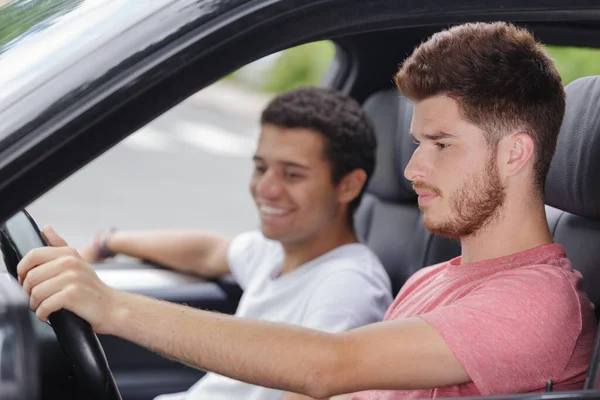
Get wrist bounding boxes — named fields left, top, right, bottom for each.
left=103, top=289, right=134, bottom=336
left=98, top=227, right=117, bottom=259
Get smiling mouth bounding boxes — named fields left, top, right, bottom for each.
left=259, top=205, right=292, bottom=216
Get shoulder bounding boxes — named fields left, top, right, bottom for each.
left=227, top=231, right=283, bottom=287
left=398, top=261, right=449, bottom=293
left=486, top=262, right=581, bottom=299
left=315, top=243, right=391, bottom=285
left=228, top=230, right=281, bottom=260
left=466, top=263, right=586, bottom=325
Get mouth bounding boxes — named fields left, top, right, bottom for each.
left=258, top=204, right=293, bottom=218
left=413, top=185, right=442, bottom=208
left=417, top=194, right=438, bottom=207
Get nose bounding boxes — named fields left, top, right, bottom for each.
left=404, top=145, right=431, bottom=182
left=254, top=169, right=283, bottom=199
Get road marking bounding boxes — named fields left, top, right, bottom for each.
left=122, top=120, right=258, bottom=157
left=173, top=120, right=257, bottom=157
left=122, top=125, right=174, bottom=152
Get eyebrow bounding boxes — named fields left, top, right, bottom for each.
left=410, top=131, right=457, bottom=141
left=252, top=156, right=310, bottom=170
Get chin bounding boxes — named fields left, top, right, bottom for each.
left=259, top=225, right=288, bottom=241
left=260, top=227, right=278, bottom=239
left=423, top=216, right=461, bottom=240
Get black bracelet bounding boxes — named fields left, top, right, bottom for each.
left=98, top=227, right=117, bottom=259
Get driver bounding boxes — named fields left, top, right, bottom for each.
left=17, top=21, right=597, bottom=399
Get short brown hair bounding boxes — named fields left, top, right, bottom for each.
left=395, top=22, right=565, bottom=190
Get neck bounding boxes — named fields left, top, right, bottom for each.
left=459, top=195, right=553, bottom=265
left=279, top=222, right=358, bottom=276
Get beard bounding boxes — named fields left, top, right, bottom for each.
left=420, top=156, right=506, bottom=240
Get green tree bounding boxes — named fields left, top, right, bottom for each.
left=229, top=41, right=336, bottom=93
left=231, top=42, right=600, bottom=94
left=545, top=45, right=600, bottom=85
left=262, top=41, right=335, bottom=93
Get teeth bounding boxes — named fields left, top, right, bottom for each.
left=260, top=205, right=288, bottom=215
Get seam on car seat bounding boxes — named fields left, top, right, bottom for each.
left=551, top=209, right=567, bottom=237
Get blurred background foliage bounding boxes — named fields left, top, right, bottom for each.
left=0, top=0, right=83, bottom=53
left=230, top=41, right=600, bottom=93
left=545, top=45, right=600, bottom=86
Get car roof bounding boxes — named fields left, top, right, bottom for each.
left=0, top=0, right=599, bottom=221
left=1, top=0, right=600, bottom=142
left=0, top=0, right=252, bottom=144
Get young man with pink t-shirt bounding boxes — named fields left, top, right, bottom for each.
left=17, top=22, right=597, bottom=399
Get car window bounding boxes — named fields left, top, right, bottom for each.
left=545, top=45, right=600, bottom=85
left=24, top=41, right=336, bottom=251
left=0, top=0, right=171, bottom=106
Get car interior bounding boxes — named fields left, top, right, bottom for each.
left=1, top=3, right=600, bottom=399
left=98, top=66, right=600, bottom=400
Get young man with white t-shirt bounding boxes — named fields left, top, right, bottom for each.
left=76, top=87, right=393, bottom=400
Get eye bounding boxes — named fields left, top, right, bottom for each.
left=412, top=139, right=420, bottom=146
left=254, top=165, right=267, bottom=174
left=435, top=142, right=449, bottom=150
left=285, top=171, right=301, bottom=179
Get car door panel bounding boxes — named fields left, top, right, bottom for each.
left=94, top=261, right=242, bottom=400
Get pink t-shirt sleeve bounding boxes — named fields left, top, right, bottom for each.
left=420, top=266, right=583, bottom=395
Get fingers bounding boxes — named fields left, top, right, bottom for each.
left=25, top=257, right=94, bottom=322
left=42, top=225, right=69, bottom=247
left=29, top=271, right=77, bottom=314
left=22, top=256, right=75, bottom=295
left=17, top=246, right=80, bottom=283
left=78, top=231, right=104, bottom=263
left=34, top=285, right=79, bottom=322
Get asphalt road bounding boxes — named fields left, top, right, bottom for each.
left=26, top=89, right=265, bottom=250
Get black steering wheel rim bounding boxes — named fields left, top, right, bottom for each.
left=0, top=211, right=122, bottom=400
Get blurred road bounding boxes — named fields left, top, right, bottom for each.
left=27, top=83, right=271, bottom=250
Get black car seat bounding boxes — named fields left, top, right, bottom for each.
left=545, top=76, right=600, bottom=319
left=356, top=76, right=600, bottom=308
left=355, top=90, right=460, bottom=296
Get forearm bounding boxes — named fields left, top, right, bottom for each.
left=109, top=291, right=346, bottom=398
left=107, top=230, right=229, bottom=276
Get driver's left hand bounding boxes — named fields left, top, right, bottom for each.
left=17, top=226, right=122, bottom=335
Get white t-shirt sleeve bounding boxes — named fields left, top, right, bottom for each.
left=301, top=268, right=392, bottom=333
left=226, top=231, right=273, bottom=290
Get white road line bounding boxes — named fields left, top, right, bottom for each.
left=173, top=120, right=258, bottom=157
left=122, top=125, right=174, bottom=152
left=121, top=120, right=258, bottom=157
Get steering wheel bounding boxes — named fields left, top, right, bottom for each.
left=0, top=209, right=122, bottom=400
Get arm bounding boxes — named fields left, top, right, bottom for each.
left=83, top=230, right=231, bottom=278
left=105, top=294, right=468, bottom=398
left=280, top=391, right=352, bottom=400
left=282, top=393, right=326, bottom=400
left=18, top=229, right=469, bottom=398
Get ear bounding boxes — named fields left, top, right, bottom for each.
left=337, top=169, right=368, bottom=204
left=497, top=132, right=535, bottom=179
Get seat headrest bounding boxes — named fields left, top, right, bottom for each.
left=364, top=76, right=600, bottom=217
left=545, top=76, right=600, bottom=220
left=363, top=90, right=417, bottom=203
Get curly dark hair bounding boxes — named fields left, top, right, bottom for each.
left=260, top=86, right=377, bottom=231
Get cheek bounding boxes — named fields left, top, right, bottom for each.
left=295, top=182, right=335, bottom=212
left=249, top=175, right=260, bottom=198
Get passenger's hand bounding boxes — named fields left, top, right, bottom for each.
left=78, top=230, right=106, bottom=263
left=17, top=226, right=123, bottom=334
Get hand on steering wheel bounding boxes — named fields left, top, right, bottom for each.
left=0, top=211, right=122, bottom=400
